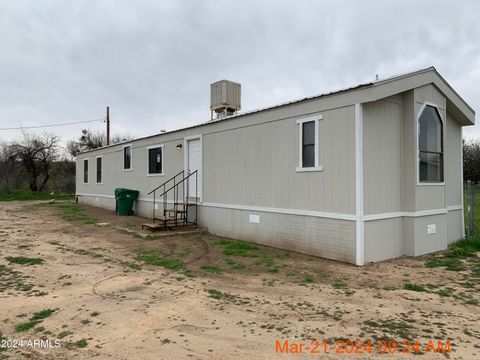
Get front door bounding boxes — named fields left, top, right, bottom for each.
left=186, top=138, right=201, bottom=199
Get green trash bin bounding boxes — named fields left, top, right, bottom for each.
left=114, top=188, right=139, bottom=216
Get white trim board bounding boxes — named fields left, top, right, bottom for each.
left=76, top=193, right=464, bottom=223
left=77, top=193, right=114, bottom=199
left=201, top=202, right=357, bottom=221
left=447, top=205, right=463, bottom=211
left=363, top=206, right=463, bottom=221
left=461, top=127, right=465, bottom=237
left=355, top=103, right=364, bottom=266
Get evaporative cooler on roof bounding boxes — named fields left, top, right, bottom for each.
left=210, top=80, right=241, bottom=119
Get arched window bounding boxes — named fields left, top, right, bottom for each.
left=418, top=105, right=443, bottom=183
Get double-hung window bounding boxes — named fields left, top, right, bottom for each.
left=147, top=145, right=164, bottom=175
left=296, top=115, right=323, bottom=172
left=123, top=145, right=132, bottom=171
left=418, top=104, right=444, bottom=183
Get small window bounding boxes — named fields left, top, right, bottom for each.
left=123, top=145, right=132, bottom=170
left=83, top=159, right=89, bottom=184
left=418, top=105, right=444, bottom=182
left=302, top=121, right=315, bottom=167
left=96, top=156, right=102, bottom=184
left=148, top=146, right=163, bottom=175
left=297, top=115, right=322, bottom=171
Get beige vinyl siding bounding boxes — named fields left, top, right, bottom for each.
left=363, top=96, right=402, bottom=215
left=411, top=214, right=447, bottom=256
left=401, top=90, right=417, bottom=212
left=447, top=210, right=463, bottom=244
left=415, top=84, right=447, bottom=110
left=76, top=100, right=357, bottom=215
left=364, top=218, right=403, bottom=263
left=363, top=85, right=464, bottom=263
left=445, top=112, right=462, bottom=207
left=203, top=105, right=355, bottom=214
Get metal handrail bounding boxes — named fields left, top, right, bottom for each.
left=151, top=170, right=198, bottom=228
left=147, top=170, right=184, bottom=195
left=157, top=170, right=198, bottom=198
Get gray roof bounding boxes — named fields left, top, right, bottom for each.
left=78, top=66, right=474, bottom=155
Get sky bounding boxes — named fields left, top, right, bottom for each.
left=1, top=0, right=480, bottom=147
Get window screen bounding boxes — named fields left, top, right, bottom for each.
left=148, top=147, right=163, bottom=174
left=83, top=159, right=88, bottom=183
left=96, top=157, right=102, bottom=183
left=124, top=146, right=131, bottom=170
left=418, top=105, right=443, bottom=182
left=302, top=121, right=315, bottom=167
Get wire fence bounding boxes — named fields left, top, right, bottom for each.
left=465, top=180, right=476, bottom=237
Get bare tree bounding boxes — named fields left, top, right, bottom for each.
left=8, top=132, right=60, bottom=191
left=67, top=129, right=134, bottom=158
left=0, top=142, right=24, bottom=191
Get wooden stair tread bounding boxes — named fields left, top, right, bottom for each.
left=175, top=202, right=196, bottom=206
left=155, top=215, right=176, bottom=221
left=142, top=223, right=164, bottom=231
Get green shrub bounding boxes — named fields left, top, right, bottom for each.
left=403, top=282, right=426, bottom=292
left=6, top=257, right=44, bottom=265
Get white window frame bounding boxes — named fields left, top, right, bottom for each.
left=416, top=102, right=445, bottom=186
left=95, top=155, right=103, bottom=185
left=83, top=158, right=89, bottom=184
left=296, top=115, right=323, bottom=172
left=123, top=144, right=133, bottom=171
left=146, top=144, right=164, bottom=177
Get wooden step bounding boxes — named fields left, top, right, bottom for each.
left=155, top=215, right=176, bottom=222
left=142, top=223, right=165, bottom=231
left=175, top=201, right=197, bottom=206
left=165, top=208, right=187, bottom=213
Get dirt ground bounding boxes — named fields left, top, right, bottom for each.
left=0, top=201, right=479, bottom=359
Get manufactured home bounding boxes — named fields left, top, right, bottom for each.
left=75, top=67, right=475, bottom=266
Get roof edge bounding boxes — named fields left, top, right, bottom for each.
left=77, top=66, right=475, bottom=156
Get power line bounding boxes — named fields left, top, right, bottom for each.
left=0, top=118, right=105, bottom=131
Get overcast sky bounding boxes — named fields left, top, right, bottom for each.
left=1, top=0, right=479, bottom=147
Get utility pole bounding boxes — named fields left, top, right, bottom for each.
left=106, top=106, right=110, bottom=145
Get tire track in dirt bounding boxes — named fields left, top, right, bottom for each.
left=91, top=275, right=189, bottom=301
